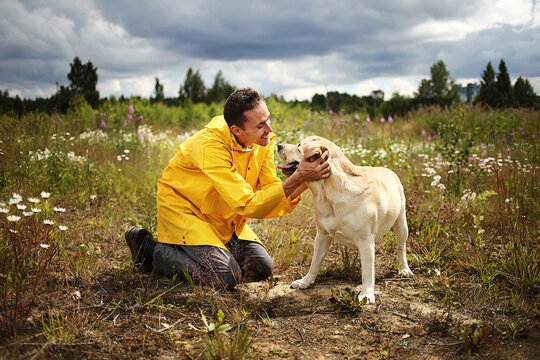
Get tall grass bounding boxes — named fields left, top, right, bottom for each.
left=0, top=97, right=538, bottom=345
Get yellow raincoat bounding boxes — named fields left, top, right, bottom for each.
left=156, top=115, right=301, bottom=249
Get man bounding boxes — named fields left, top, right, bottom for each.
left=125, top=88, right=330, bottom=290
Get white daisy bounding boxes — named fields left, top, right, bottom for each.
left=17, top=204, right=27, bottom=210
left=32, top=208, right=42, bottom=213
left=43, top=220, right=54, bottom=225
left=7, top=215, right=21, bottom=222
left=28, top=198, right=40, bottom=203
left=22, top=211, right=33, bottom=217
left=0, top=208, right=8, bottom=213
left=53, top=207, right=66, bottom=213
left=40, top=244, right=51, bottom=249
left=41, top=192, right=51, bottom=199
left=59, top=225, right=68, bottom=231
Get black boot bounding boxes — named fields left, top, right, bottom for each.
left=125, top=226, right=155, bottom=272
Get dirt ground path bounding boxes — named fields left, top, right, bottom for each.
left=237, top=272, right=540, bottom=359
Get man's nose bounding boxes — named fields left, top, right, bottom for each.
left=277, top=144, right=283, bottom=152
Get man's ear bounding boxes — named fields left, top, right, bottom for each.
left=230, top=125, right=242, bottom=136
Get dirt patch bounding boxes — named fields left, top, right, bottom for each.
left=2, top=242, right=539, bottom=360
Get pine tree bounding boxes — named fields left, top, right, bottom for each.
left=513, top=77, right=536, bottom=108
left=206, top=70, right=235, bottom=103
left=67, top=56, right=99, bottom=107
left=475, top=61, right=497, bottom=107
left=179, top=67, right=206, bottom=103
left=495, top=59, right=514, bottom=108
left=152, top=77, right=164, bottom=103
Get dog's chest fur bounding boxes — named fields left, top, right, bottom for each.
left=309, top=174, right=366, bottom=248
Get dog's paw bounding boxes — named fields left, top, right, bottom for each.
left=290, top=279, right=311, bottom=290
left=358, top=292, right=376, bottom=304
left=398, top=267, right=414, bottom=277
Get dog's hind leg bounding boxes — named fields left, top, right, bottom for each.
left=291, top=232, right=331, bottom=290
left=358, top=237, right=376, bottom=304
left=393, top=210, right=413, bottom=276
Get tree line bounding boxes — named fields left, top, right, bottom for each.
left=1, top=57, right=538, bottom=117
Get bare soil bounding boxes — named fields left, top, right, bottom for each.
left=2, top=238, right=539, bottom=360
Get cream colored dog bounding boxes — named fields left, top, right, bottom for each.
left=277, top=136, right=413, bottom=303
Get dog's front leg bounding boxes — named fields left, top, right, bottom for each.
left=358, top=239, right=376, bottom=304
left=291, top=232, right=331, bottom=289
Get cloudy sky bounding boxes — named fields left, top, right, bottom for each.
left=1, top=0, right=539, bottom=101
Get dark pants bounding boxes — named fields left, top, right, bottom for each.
left=145, top=233, right=273, bottom=290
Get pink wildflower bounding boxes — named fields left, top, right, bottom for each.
left=380, top=117, right=385, bottom=123
left=388, top=116, right=393, bottom=124
left=354, top=114, right=360, bottom=121
left=129, top=104, right=134, bottom=114
left=421, top=130, right=426, bottom=137
left=100, top=119, right=107, bottom=129
left=366, top=117, right=371, bottom=122
left=329, top=109, right=334, bottom=115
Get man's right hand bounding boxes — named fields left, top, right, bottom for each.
left=282, top=151, right=331, bottom=198
left=294, top=150, right=331, bottom=182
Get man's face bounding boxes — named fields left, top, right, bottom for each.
left=231, top=102, right=273, bottom=147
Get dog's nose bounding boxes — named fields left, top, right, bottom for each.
left=277, top=144, right=283, bottom=152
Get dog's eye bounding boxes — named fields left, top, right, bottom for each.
left=297, top=144, right=301, bottom=148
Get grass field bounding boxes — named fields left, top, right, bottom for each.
left=0, top=98, right=539, bottom=359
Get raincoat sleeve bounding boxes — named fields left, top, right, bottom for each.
left=192, top=136, right=296, bottom=219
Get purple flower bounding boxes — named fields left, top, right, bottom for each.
left=427, top=135, right=432, bottom=141
left=355, top=114, right=360, bottom=121
left=481, top=150, right=487, bottom=158
left=129, top=104, right=134, bottom=114
left=123, top=120, right=127, bottom=127
left=329, top=109, right=334, bottom=115
left=503, top=137, right=507, bottom=143
left=468, top=155, right=475, bottom=162
left=100, top=119, right=107, bottom=129
left=380, top=117, right=385, bottom=123
left=421, top=130, right=426, bottom=137
left=138, top=115, right=144, bottom=121
left=128, top=114, right=133, bottom=120
left=366, top=117, right=371, bottom=122
left=388, top=116, right=393, bottom=124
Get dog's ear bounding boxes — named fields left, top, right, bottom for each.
left=307, top=145, right=328, bottom=162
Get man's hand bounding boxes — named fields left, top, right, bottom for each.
left=282, top=151, right=331, bottom=198
left=294, top=150, right=331, bottom=182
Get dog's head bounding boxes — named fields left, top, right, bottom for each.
left=277, top=136, right=333, bottom=176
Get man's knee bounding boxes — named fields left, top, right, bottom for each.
left=152, top=242, right=242, bottom=290
left=255, top=255, right=274, bottom=281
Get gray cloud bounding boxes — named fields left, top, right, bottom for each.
left=1, top=0, right=538, bottom=99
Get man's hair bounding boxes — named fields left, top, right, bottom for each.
left=223, top=88, right=264, bottom=128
